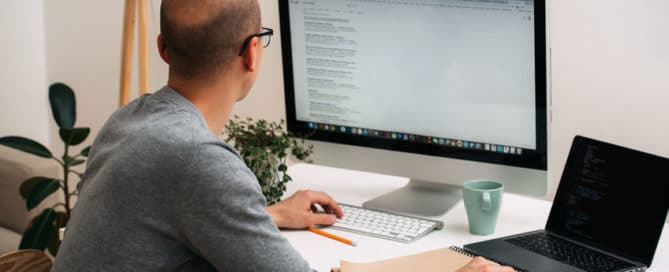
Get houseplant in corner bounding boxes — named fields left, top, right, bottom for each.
left=224, top=116, right=313, bottom=205
left=0, top=83, right=90, bottom=255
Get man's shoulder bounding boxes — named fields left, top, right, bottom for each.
left=101, top=89, right=211, bottom=149
left=89, top=88, right=245, bottom=178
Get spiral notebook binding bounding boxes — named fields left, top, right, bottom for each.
left=448, top=246, right=477, bottom=258
left=449, top=246, right=528, bottom=272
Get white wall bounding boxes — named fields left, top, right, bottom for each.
left=44, top=0, right=165, bottom=152
left=548, top=0, right=669, bottom=197
left=0, top=0, right=50, bottom=145
left=25, top=0, right=669, bottom=201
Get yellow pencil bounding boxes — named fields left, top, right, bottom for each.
left=307, top=227, right=358, bottom=247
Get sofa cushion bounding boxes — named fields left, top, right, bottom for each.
left=0, top=147, right=60, bottom=234
left=0, top=226, right=21, bottom=255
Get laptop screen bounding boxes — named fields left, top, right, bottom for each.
left=546, top=136, right=669, bottom=265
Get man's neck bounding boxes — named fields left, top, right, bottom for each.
left=167, top=75, right=240, bottom=136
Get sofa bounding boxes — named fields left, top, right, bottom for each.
left=0, top=147, right=60, bottom=255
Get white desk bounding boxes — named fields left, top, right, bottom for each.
left=282, top=163, right=669, bottom=272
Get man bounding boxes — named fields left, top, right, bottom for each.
left=54, top=1, right=514, bottom=271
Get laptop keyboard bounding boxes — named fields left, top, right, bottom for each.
left=506, top=233, right=635, bottom=272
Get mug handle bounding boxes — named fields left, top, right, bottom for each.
left=482, top=191, right=492, bottom=211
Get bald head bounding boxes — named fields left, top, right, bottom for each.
left=160, top=0, right=261, bottom=80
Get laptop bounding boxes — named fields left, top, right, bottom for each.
left=465, top=136, right=669, bottom=272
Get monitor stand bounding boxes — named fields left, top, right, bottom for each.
left=362, top=180, right=462, bottom=217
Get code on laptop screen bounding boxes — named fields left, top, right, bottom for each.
left=547, top=136, right=669, bottom=265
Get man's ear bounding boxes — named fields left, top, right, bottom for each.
left=242, top=37, right=259, bottom=72
left=157, top=34, right=169, bottom=64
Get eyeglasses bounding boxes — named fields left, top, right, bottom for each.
left=238, top=27, right=273, bottom=56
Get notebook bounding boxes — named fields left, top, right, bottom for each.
left=331, top=246, right=523, bottom=272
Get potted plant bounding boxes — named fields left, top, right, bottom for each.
left=224, top=116, right=313, bottom=205
left=0, top=83, right=90, bottom=255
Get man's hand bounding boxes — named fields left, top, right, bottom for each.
left=456, top=257, right=516, bottom=272
left=266, top=190, right=344, bottom=229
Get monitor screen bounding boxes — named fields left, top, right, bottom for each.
left=280, top=0, right=547, bottom=170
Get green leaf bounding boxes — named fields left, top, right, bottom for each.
left=59, top=127, right=90, bottom=146
left=25, top=178, right=60, bottom=210
left=70, top=159, right=86, bottom=166
left=47, top=227, right=60, bottom=256
left=47, top=211, right=68, bottom=255
left=49, top=83, right=77, bottom=129
left=278, top=164, right=287, bottom=172
left=80, top=145, right=91, bottom=157
left=19, top=177, right=58, bottom=200
left=0, top=136, right=52, bottom=158
left=19, top=208, right=56, bottom=250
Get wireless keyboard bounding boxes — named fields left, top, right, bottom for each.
left=330, top=203, right=443, bottom=243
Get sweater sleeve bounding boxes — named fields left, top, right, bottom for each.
left=175, top=140, right=311, bottom=271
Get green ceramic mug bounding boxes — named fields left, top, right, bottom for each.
left=463, top=180, right=504, bottom=235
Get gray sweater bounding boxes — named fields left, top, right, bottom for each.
left=53, top=87, right=311, bottom=271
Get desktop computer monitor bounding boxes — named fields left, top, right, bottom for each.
left=279, top=0, right=548, bottom=216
